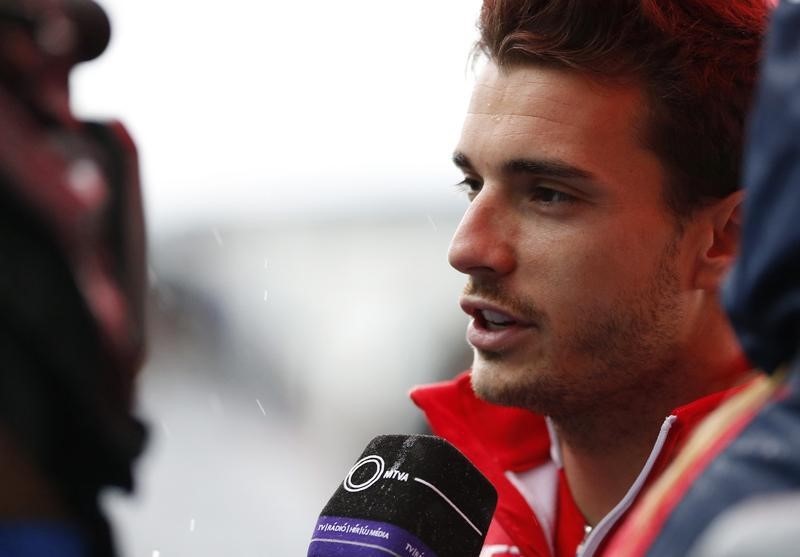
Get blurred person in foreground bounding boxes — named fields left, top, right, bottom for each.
left=0, top=1, right=147, bottom=556
left=409, top=1, right=769, bottom=556
left=605, top=1, right=800, bottom=555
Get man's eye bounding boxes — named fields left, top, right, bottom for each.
left=455, top=178, right=482, bottom=198
left=530, top=186, right=575, bottom=204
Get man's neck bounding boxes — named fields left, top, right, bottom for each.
left=551, top=358, right=755, bottom=526
left=556, top=419, right=661, bottom=526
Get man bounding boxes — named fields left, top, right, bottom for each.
left=410, top=1, right=768, bottom=556
left=0, top=1, right=147, bottom=555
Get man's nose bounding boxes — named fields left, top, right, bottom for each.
left=448, top=192, right=516, bottom=278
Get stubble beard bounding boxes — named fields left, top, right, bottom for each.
left=470, top=240, right=684, bottom=432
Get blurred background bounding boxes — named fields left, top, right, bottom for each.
left=71, top=1, right=482, bottom=555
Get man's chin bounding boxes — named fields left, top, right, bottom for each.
left=469, top=358, right=527, bottom=407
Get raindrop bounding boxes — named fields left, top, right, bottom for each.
left=427, top=215, right=438, bottom=233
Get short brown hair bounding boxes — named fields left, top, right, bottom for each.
left=477, top=0, right=769, bottom=218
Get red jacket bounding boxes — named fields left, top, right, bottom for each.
left=410, top=372, right=747, bottom=557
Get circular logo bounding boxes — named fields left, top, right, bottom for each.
left=343, top=455, right=385, bottom=492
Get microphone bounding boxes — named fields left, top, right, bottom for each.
left=308, top=434, right=497, bottom=557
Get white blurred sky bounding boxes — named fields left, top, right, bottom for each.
left=71, top=1, right=483, bottom=236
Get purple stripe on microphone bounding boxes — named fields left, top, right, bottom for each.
left=308, top=516, right=438, bottom=557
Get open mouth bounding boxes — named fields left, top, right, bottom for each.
left=474, top=309, right=518, bottom=331
left=461, top=299, right=535, bottom=352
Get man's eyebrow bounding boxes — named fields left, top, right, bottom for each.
left=503, top=158, right=595, bottom=181
left=452, top=151, right=596, bottom=182
left=452, top=151, right=473, bottom=171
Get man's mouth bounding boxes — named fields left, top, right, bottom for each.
left=461, top=297, right=531, bottom=328
left=475, top=309, right=518, bottom=331
left=460, top=296, right=537, bottom=353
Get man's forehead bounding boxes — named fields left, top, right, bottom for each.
left=458, top=61, right=656, bottom=177
left=468, top=62, right=644, bottom=124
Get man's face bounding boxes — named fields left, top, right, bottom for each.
left=449, top=63, right=694, bottom=418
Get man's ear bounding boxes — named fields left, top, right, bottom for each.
left=691, top=190, right=744, bottom=291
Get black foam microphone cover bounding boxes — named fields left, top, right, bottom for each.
left=308, top=434, right=497, bottom=557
